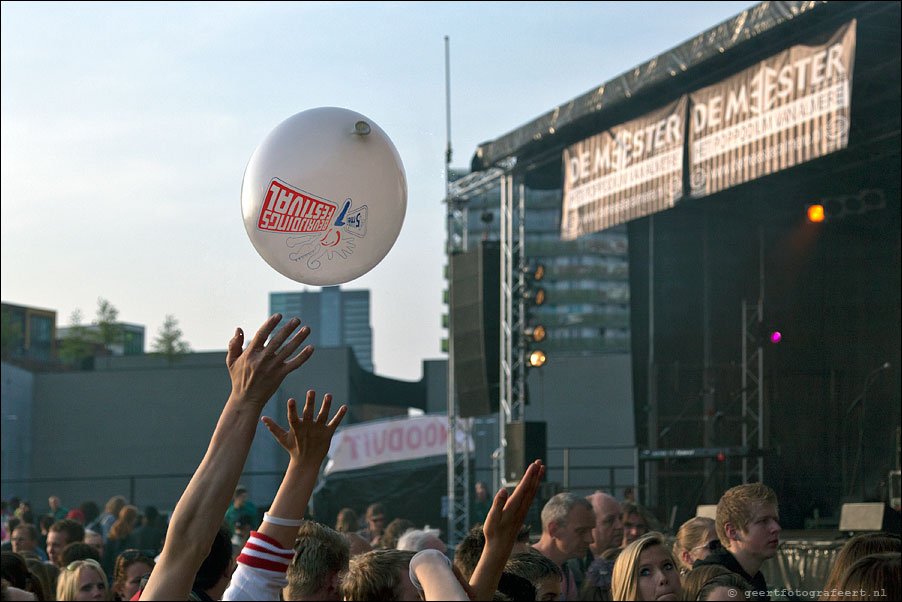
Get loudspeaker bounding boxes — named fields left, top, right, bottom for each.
left=839, top=502, right=902, bottom=532
left=505, top=421, right=547, bottom=484
left=450, top=241, right=500, bottom=417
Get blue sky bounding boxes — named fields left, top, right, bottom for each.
left=1, top=1, right=758, bottom=380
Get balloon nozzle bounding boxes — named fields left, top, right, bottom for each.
left=353, top=121, right=371, bottom=135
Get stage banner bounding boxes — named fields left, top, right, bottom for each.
left=324, top=414, right=473, bottom=475
left=561, top=95, right=686, bottom=239
left=688, top=20, right=856, bottom=197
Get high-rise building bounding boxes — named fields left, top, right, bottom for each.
left=270, top=286, right=374, bottom=371
left=445, top=169, right=631, bottom=357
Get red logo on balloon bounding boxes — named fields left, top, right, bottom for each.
left=257, top=179, right=337, bottom=234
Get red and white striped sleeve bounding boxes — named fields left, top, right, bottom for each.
left=223, top=531, right=294, bottom=601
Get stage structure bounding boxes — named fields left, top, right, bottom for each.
left=454, top=0, right=900, bottom=527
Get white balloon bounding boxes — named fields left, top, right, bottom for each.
left=241, top=107, right=407, bottom=286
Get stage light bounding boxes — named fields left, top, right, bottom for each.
left=524, top=325, right=546, bottom=343
left=528, top=350, right=547, bottom=367
left=770, top=331, right=782, bottom=344
left=807, top=204, right=825, bottom=223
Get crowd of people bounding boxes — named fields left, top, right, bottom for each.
left=1, top=315, right=900, bottom=601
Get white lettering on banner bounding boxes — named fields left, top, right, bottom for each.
left=324, top=415, right=473, bottom=475
left=567, top=114, right=682, bottom=185
left=568, top=148, right=683, bottom=209
left=692, top=81, right=849, bottom=162
left=691, top=42, right=847, bottom=134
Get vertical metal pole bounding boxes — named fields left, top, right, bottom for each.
left=757, top=225, right=765, bottom=482
left=563, top=448, right=570, bottom=491
left=515, top=182, right=526, bottom=418
left=499, top=173, right=514, bottom=487
left=646, top=215, right=658, bottom=507
left=702, top=211, right=715, bottom=498
left=443, top=35, right=468, bottom=547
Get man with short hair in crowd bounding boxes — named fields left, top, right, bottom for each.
left=46, top=518, right=85, bottom=567
left=340, top=549, right=418, bottom=601
left=224, top=486, right=257, bottom=537
left=48, top=495, right=68, bottom=521
left=10, top=523, right=48, bottom=562
left=568, top=491, right=623, bottom=600
left=695, top=482, right=783, bottom=601
left=619, top=501, right=651, bottom=548
left=356, top=503, right=387, bottom=548
left=506, top=551, right=564, bottom=602
left=531, top=492, right=595, bottom=601
left=283, top=520, right=349, bottom=601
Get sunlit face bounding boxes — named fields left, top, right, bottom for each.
left=116, top=561, right=152, bottom=601
left=622, top=512, right=649, bottom=546
left=536, top=575, right=562, bottom=601
left=47, top=530, right=69, bottom=566
left=591, top=496, right=623, bottom=554
left=636, top=544, right=681, bottom=601
left=554, top=504, right=596, bottom=560
left=76, top=567, right=107, bottom=601
left=734, top=503, right=781, bottom=561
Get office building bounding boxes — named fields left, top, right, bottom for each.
left=270, top=286, right=374, bottom=371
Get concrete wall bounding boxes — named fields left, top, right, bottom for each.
left=14, top=347, right=356, bottom=514
left=3, top=350, right=635, bottom=518
left=1, top=362, right=35, bottom=501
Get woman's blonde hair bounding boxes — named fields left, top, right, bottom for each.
left=56, top=558, right=109, bottom=601
left=612, top=531, right=679, bottom=601
left=674, top=517, right=716, bottom=571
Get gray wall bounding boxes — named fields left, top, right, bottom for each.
left=7, top=348, right=356, bottom=514
left=2, top=351, right=635, bottom=518
left=1, top=362, right=35, bottom=501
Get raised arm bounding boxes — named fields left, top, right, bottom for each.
left=223, top=391, right=346, bottom=601
left=468, top=460, right=545, bottom=601
left=141, top=314, right=313, bottom=601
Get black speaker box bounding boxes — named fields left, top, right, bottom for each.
left=450, top=241, right=500, bottom=417
left=505, top=421, right=547, bottom=483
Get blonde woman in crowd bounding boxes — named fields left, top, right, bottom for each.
left=57, top=558, right=109, bottom=601
left=673, top=517, right=719, bottom=575
left=612, top=532, right=682, bottom=601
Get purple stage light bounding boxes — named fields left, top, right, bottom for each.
left=770, top=331, right=782, bottom=343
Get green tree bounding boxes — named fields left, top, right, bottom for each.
left=94, top=297, right=124, bottom=353
left=151, top=314, right=192, bottom=363
left=59, top=309, right=98, bottom=368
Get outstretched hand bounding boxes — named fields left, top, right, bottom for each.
left=226, top=314, right=314, bottom=409
left=483, top=460, right=545, bottom=551
left=262, top=390, right=347, bottom=467
left=468, top=460, right=545, bottom=602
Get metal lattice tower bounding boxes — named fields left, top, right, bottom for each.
left=741, top=299, right=765, bottom=483
left=498, top=166, right=526, bottom=488
left=445, top=167, right=504, bottom=545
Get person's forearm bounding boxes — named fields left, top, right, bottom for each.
left=257, top=458, right=319, bottom=547
left=468, top=541, right=511, bottom=602
left=142, top=397, right=260, bottom=600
